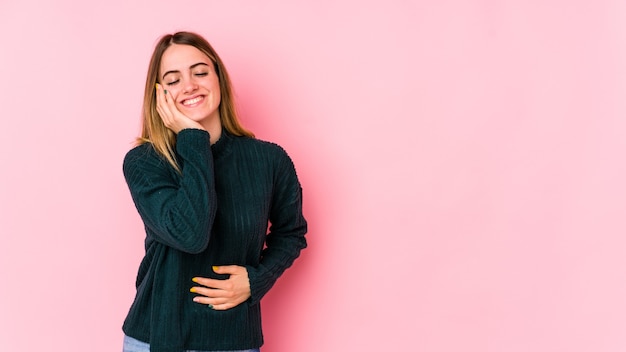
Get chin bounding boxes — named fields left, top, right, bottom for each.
left=184, top=111, right=211, bottom=121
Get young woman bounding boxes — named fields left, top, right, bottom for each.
left=121, top=31, right=307, bottom=352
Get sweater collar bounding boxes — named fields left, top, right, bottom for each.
left=211, top=128, right=233, bottom=160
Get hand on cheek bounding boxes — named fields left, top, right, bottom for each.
left=155, top=83, right=205, bottom=133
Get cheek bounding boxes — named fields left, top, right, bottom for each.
left=212, top=91, right=222, bottom=106
left=166, top=88, right=182, bottom=101
left=212, top=84, right=221, bottom=102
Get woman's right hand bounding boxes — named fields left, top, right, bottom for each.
left=155, top=83, right=205, bottom=133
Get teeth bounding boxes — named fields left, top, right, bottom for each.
left=183, top=96, right=202, bottom=105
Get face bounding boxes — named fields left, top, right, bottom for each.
left=159, top=44, right=221, bottom=125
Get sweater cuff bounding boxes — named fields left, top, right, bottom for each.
left=246, top=265, right=276, bottom=306
left=176, top=129, right=210, bottom=153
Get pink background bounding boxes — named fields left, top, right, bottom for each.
left=1, top=1, right=626, bottom=351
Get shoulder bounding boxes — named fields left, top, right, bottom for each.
left=231, top=137, right=297, bottom=173
left=124, top=143, right=160, bottom=166
left=233, top=136, right=291, bottom=159
left=235, top=137, right=301, bottom=178
left=123, top=143, right=171, bottom=178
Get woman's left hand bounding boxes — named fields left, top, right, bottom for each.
left=191, top=265, right=251, bottom=310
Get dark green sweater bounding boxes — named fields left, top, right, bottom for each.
left=122, top=129, right=307, bottom=352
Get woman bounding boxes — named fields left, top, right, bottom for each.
left=121, top=31, right=307, bottom=352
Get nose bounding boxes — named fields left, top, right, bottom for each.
left=182, top=77, right=199, bottom=94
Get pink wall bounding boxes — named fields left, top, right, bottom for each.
left=1, top=1, right=626, bottom=351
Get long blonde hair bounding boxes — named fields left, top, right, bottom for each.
left=138, top=31, right=254, bottom=172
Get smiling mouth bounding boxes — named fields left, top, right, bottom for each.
left=181, top=96, right=204, bottom=106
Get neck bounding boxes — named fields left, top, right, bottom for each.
left=201, top=113, right=222, bottom=145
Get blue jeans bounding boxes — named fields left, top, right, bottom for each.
left=123, top=335, right=260, bottom=352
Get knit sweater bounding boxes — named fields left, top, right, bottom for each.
left=121, top=128, right=307, bottom=352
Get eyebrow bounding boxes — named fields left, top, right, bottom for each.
left=162, top=62, right=210, bottom=80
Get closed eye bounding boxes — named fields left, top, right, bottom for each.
left=195, top=72, right=208, bottom=77
left=166, top=80, right=179, bottom=86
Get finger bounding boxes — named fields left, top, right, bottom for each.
left=164, top=85, right=178, bottom=112
left=157, top=84, right=180, bottom=128
left=209, top=302, right=236, bottom=311
left=160, top=85, right=182, bottom=125
left=192, top=277, right=227, bottom=289
left=190, top=286, right=233, bottom=299
left=191, top=293, right=239, bottom=311
left=155, top=83, right=166, bottom=108
left=194, top=280, right=232, bottom=293
left=191, top=295, right=229, bottom=308
left=207, top=295, right=248, bottom=311
left=212, top=265, right=244, bottom=275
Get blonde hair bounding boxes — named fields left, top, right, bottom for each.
left=138, top=31, right=254, bottom=171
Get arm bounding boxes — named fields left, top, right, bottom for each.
left=246, top=148, right=308, bottom=305
left=123, top=129, right=217, bottom=254
left=190, top=147, right=307, bottom=309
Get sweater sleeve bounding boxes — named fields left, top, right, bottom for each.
left=246, top=147, right=308, bottom=304
left=122, top=129, right=217, bottom=254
